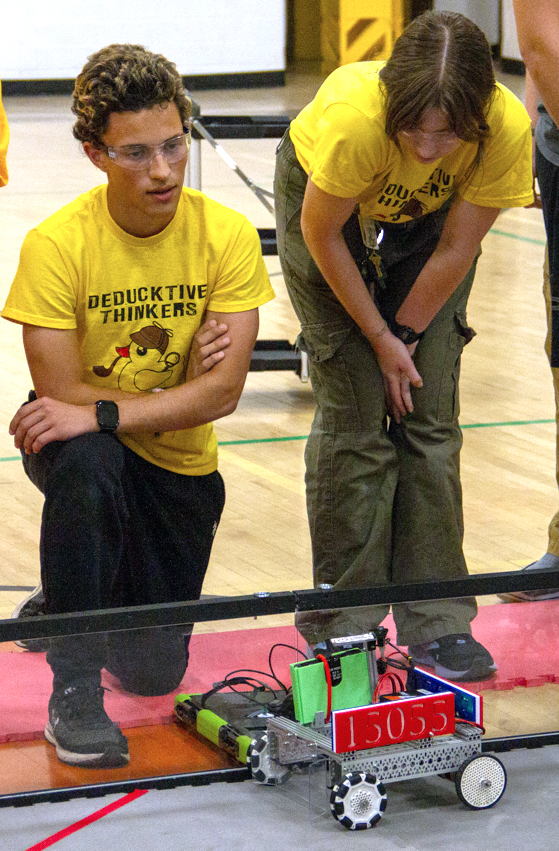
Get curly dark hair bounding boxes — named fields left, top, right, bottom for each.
left=379, top=11, right=496, bottom=147
left=72, top=43, right=192, bottom=146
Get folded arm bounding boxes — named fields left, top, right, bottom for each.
left=11, top=310, right=256, bottom=453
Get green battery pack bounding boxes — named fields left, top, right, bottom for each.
left=290, top=649, right=372, bottom=724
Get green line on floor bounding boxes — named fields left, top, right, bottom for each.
left=219, top=418, right=555, bottom=446
left=489, top=228, right=546, bottom=246
left=220, top=435, right=308, bottom=446
left=462, top=418, right=554, bottom=429
left=0, top=418, right=554, bottom=462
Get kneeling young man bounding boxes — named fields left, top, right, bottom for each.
left=2, top=44, right=274, bottom=768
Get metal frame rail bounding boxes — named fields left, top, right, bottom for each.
left=1, top=567, right=559, bottom=807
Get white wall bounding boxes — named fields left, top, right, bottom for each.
left=501, top=0, right=522, bottom=61
left=1, top=0, right=286, bottom=80
left=433, top=0, right=500, bottom=45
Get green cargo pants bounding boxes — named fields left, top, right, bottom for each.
left=274, top=131, right=478, bottom=646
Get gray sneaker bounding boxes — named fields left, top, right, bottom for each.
left=408, top=634, right=497, bottom=682
left=497, top=564, right=559, bottom=603
left=45, top=681, right=129, bottom=768
left=11, top=582, right=50, bottom=652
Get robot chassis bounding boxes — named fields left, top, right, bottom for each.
left=175, top=631, right=506, bottom=831
left=249, top=714, right=505, bottom=830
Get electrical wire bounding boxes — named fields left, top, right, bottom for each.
left=373, top=671, right=405, bottom=702
left=200, top=642, right=305, bottom=709
left=268, top=642, right=306, bottom=693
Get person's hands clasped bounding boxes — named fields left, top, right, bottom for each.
left=372, top=331, right=423, bottom=422
left=186, top=318, right=230, bottom=381
left=10, top=396, right=96, bottom=454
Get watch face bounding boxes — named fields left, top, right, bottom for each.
left=96, top=401, right=119, bottom=432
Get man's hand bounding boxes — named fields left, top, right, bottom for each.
left=9, top=396, right=97, bottom=454
left=186, top=318, right=231, bottom=381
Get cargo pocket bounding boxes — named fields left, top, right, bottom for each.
left=298, top=322, right=383, bottom=432
left=436, top=310, right=475, bottom=422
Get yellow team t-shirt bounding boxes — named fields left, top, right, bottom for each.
left=2, top=185, right=275, bottom=475
left=0, top=81, right=9, bottom=187
left=289, top=62, right=534, bottom=222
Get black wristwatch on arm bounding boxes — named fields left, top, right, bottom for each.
left=95, top=400, right=120, bottom=433
left=389, top=321, right=425, bottom=345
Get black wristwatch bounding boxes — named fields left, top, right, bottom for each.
left=95, top=400, right=120, bottom=433
left=389, top=322, right=425, bottom=345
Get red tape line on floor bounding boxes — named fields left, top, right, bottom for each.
left=24, top=789, right=149, bottom=851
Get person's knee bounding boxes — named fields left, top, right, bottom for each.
left=43, top=434, right=125, bottom=505
left=121, top=663, right=187, bottom=697
left=56, top=433, right=124, bottom=476
left=106, top=627, right=188, bottom=697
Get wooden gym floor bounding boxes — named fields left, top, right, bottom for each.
left=1, top=64, right=558, bottom=796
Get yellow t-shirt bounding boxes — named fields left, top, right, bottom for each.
left=289, top=62, right=534, bottom=222
left=0, top=81, right=9, bottom=187
left=2, top=185, right=275, bottom=475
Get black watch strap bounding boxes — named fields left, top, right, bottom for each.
left=389, top=322, right=425, bottom=345
left=95, top=400, right=119, bottom=433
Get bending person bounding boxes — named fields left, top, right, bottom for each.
left=274, top=11, right=533, bottom=680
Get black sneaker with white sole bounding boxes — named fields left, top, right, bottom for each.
left=408, top=634, right=497, bottom=682
left=11, top=582, right=50, bottom=652
left=45, top=681, right=129, bottom=768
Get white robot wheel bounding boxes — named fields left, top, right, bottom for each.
left=330, top=771, right=387, bottom=830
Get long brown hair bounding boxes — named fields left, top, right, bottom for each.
left=379, top=11, right=496, bottom=148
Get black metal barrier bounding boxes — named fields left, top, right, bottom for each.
left=2, top=567, right=559, bottom=644
left=2, top=567, right=559, bottom=807
left=191, top=113, right=290, bottom=140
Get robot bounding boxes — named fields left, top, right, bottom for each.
left=175, top=631, right=506, bottom=831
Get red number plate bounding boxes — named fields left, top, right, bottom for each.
left=331, top=692, right=455, bottom=753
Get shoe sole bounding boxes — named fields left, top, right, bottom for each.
left=11, top=584, right=43, bottom=619
left=12, top=584, right=49, bottom=652
left=497, top=590, right=559, bottom=603
left=497, top=563, right=559, bottom=603
left=45, top=723, right=130, bottom=768
left=13, top=638, right=50, bottom=652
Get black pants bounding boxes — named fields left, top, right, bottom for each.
left=23, top=431, right=225, bottom=695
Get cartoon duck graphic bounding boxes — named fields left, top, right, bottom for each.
left=94, top=322, right=184, bottom=391
left=398, top=195, right=427, bottom=219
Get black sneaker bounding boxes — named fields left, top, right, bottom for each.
left=11, top=582, right=50, bottom=652
left=45, top=681, right=129, bottom=768
left=408, top=634, right=497, bottom=682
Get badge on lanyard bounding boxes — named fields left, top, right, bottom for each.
left=359, top=217, right=387, bottom=288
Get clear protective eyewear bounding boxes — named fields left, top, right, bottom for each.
left=400, top=127, right=458, bottom=144
left=103, top=131, right=190, bottom=170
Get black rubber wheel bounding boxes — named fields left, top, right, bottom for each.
left=330, top=771, right=387, bottom=830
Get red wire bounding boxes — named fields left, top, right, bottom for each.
left=315, top=654, right=332, bottom=722
left=373, top=672, right=405, bottom=702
